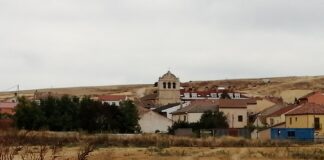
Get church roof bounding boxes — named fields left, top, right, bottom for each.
left=160, top=71, right=178, bottom=80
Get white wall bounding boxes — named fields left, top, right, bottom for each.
left=102, top=100, right=120, bottom=106
left=220, top=108, right=247, bottom=128
left=139, top=111, right=173, bottom=133
left=172, top=108, right=248, bottom=128
left=162, top=102, right=190, bottom=119
left=187, top=113, right=203, bottom=123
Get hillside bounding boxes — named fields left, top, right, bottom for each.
left=1, top=75, right=324, bottom=103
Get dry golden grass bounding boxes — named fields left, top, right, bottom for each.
left=1, top=130, right=324, bottom=160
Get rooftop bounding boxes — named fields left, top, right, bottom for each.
left=267, top=105, right=297, bottom=117
left=286, top=103, right=324, bottom=115
left=0, top=102, right=18, bottom=109
left=153, top=103, right=181, bottom=112
left=171, top=99, right=248, bottom=115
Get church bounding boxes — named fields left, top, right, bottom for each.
left=140, top=71, right=182, bottom=109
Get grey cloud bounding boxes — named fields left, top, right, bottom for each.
left=0, top=0, right=324, bottom=90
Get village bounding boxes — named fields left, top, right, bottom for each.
left=1, top=71, right=324, bottom=142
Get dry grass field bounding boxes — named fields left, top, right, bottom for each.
left=2, top=141, right=324, bottom=160
left=1, top=130, right=324, bottom=160
left=1, top=75, right=324, bottom=103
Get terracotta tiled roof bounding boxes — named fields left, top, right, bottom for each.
left=299, top=92, right=317, bottom=100
left=218, top=99, right=248, bottom=108
left=0, top=102, right=18, bottom=109
left=286, top=103, right=324, bottom=115
left=98, top=95, right=127, bottom=101
left=171, top=99, right=247, bottom=115
left=268, top=105, right=297, bottom=117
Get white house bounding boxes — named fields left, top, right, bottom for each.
left=98, top=95, right=128, bottom=106
left=139, top=110, right=173, bottom=133
left=180, top=90, right=247, bottom=101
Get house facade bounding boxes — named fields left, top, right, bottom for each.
left=285, top=103, right=324, bottom=135
left=266, top=105, right=296, bottom=127
left=138, top=110, right=173, bottom=133
left=218, top=100, right=248, bottom=128
left=180, top=90, right=245, bottom=101
left=171, top=99, right=248, bottom=128
left=98, top=95, right=128, bottom=106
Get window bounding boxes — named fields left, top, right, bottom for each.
left=270, top=118, right=274, bottom=126
left=295, top=117, right=297, bottom=122
left=238, top=115, right=243, bottom=122
left=315, top=117, right=321, bottom=130
left=287, top=131, right=296, bottom=138
left=184, top=115, right=187, bottom=122
left=163, top=82, right=166, bottom=89
left=290, top=117, right=292, bottom=125
left=168, top=82, right=171, bottom=89
left=173, top=82, right=176, bottom=89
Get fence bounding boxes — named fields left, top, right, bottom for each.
left=200, top=128, right=251, bottom=138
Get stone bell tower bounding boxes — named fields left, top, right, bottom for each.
left=157, top=71, right=181, bottom=105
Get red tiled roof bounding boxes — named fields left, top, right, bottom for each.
left=268, top=105, right=297, bottom=117
left=98, top=95, right=127, bottom=101
left=299, top=92, right=324, bottom=105
left=218, top=99, right=248, bottom=108
left=0, top=102, right=17, bottom=109
left=299, top=92, right=317, bottom=100
left=172, top=99, right=247, bottom=115
left=286, top=103, right=324, bottom=115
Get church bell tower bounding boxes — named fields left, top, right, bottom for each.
left=157, top=71, right=181, bottom=105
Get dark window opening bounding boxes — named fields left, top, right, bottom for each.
left=163, top=82, right=166, bottom=89
left=168, top=82, right=171, bottom=89
left=287, top=131, right=296, bottom=137
left=238, top=115, right=243, bottom=122
left=315, top=117, right=321, bottom=130
left=270, top=118, right=274, bottom=126
left=173, top=82, right=176, bottom=89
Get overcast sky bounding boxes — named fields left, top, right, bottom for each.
left=1, top=0, right=324, bottom=90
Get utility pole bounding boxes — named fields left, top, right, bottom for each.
left=17, top=84, right=19, bottom=96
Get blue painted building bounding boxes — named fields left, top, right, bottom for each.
left=271, top=128, right=314, bottom=141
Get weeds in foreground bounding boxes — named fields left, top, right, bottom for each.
left=77, top=143, right=96, bottom=160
